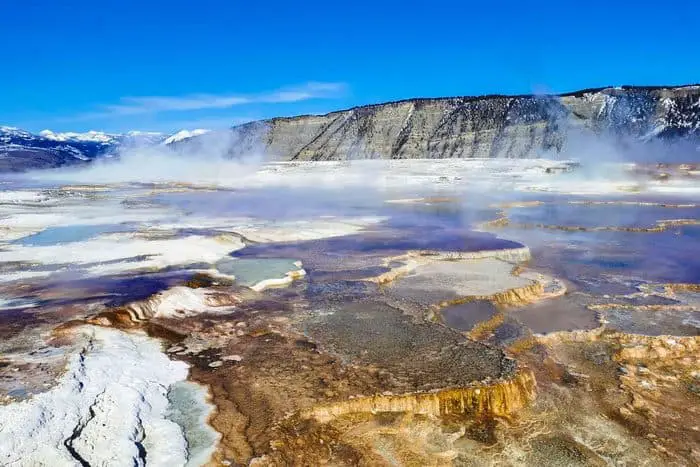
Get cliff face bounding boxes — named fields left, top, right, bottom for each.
left=231, top=85, right=700, bottom=160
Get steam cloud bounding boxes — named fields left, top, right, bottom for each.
left=26, top=129, right=268, bottom=187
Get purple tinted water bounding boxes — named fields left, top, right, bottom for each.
left=441, top=301, right=499, bottom=331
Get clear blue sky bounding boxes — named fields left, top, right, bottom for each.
left=2, top=0, right=698, bottom=133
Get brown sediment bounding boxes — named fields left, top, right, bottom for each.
left=437, top=273, right=565, bottom=311
left=260, top=323, right=671, bottom=467
left=299, top=369, right=537, bottom=423
left=385, top=196, right=459, bottom=205
left=589, top=303, right=695, bottom=313
left=614, top=333, right=699, bottom=363
left=72, top=312, right=185, bottom=344
left=366, top=259, right=418, bottom=285
left=168, top=290, right=540, bottom=465
left=469, top=313, right=506, bottom=340
left=62, top=282, right=251, bottom=336
left=478, top=213, right=510, bottom=229
left=184, top=273, right=235, bottom=289
left=85, top=309, right=142, bottom=328
left=535, top=328, right=700, bottom=464
left=492, top=199, right=698, bottom=211
left=611, top=334, right=700, bottom=463
left=480, top=199, right=700, bottom=233
left=113, top=287, right=243, bottom=325
left=480, top=281, right=545, bottom=307
left=419, top=196, right=459, bottom=204
left=433, top=282, right=545, bottom=312
left=489, top=201, right=545, bottom=209
left=187, top=324, right=474, bottom=464
left=502, top=218, right=699, bottom=233
left=50, top=319, right=94, bottom=340
left=663, top=282, right=700, bottom=294
left=656, top=218, right=700, bottom=228
left=505, top=335, right=541, bottom=355
left=144, top=182, right=228, bottom=194
left=58, top=184, right=112, bottom=192
left=416, top=247, right=532, bottom=262
left=568, top=200, right=699, bottom=208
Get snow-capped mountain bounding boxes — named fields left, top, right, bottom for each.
left=0, top=126, right=117, bottom=172
left=0, top=127, right=208, bottom=172
left=38, top=130, right=121, bottom=144
left=161, top=129, right=210, bottom=145
left=0, top=126, right=34, bottom=141
left=39, top=130, right=169, bottom=145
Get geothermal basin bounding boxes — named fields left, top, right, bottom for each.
left=0, top=159, right=698, bottom=465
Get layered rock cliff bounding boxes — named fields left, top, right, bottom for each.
left=229, top=85, right=700, bottom=160
left=4, top=85, right=699, bottom=172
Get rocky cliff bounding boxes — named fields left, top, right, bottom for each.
left=4, top=85, right=699, bottom=172
left=229, top=85, right=700, bottom=161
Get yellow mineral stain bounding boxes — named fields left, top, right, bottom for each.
left=299, top=370, right=537, bottom=423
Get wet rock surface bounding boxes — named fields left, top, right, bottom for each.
left=303, top=300, right=515, bottom=390
left=441, top=300, right=499, bottom=331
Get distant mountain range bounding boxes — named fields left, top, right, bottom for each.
left=0, top=127, right=209, bottom=172
left=38, top=129, right=165, bottom=145
left=2, top=85, right=699, bottom=172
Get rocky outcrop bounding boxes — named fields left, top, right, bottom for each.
left=225, top=85, right=700, bottom=161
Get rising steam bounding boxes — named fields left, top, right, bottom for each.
left=25, top=128, right=268, bottom=187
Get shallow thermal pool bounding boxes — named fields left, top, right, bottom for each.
left=15, top=223, right=131, bottom=246
left=215, top=257, right=303, bottom=287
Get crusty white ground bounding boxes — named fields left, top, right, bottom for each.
left=0, top=326, right=217, bottom=467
